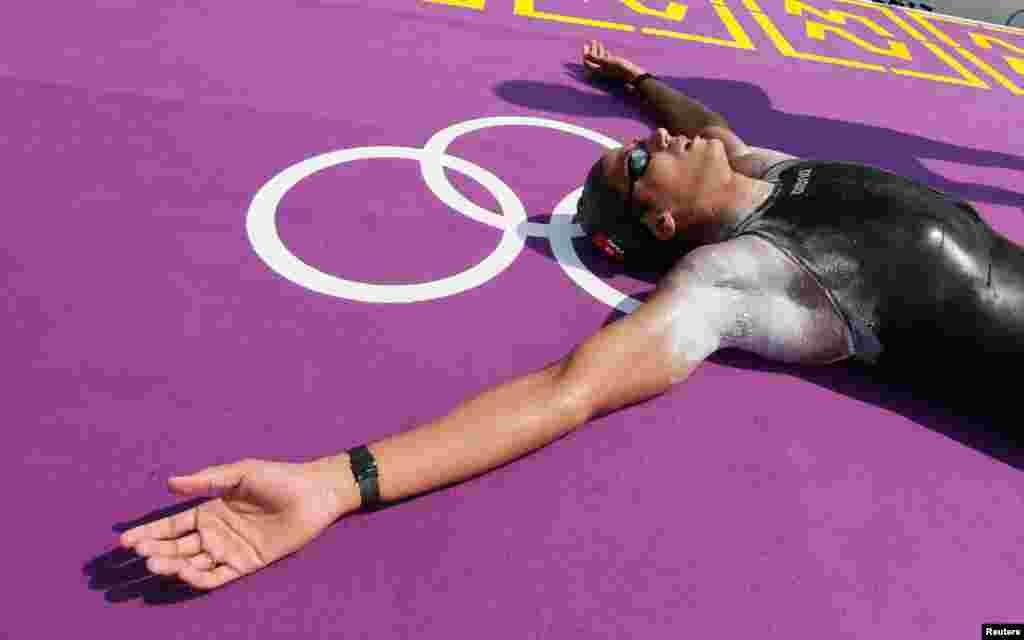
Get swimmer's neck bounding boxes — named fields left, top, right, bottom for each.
left=698, top=176, right=777, bottom=244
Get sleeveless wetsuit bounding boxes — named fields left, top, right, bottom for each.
left=728, top=160, right=1024, bottom=390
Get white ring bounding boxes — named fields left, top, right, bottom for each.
left=246, top=118, right=643, bottom=313
left=420, top=116, right=641, bottom=312
left=549, top=187, right=641, bottom=314
left=246, top=146, right=526, bottom=304
left=421, top=116, right=620, bottom=239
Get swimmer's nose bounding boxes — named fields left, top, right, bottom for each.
left=648, top=128, right=676, bottom=151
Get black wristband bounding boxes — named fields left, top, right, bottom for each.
left=347, top=445, right=382, bottom=511
left=629, top=73, right=655, bottom=91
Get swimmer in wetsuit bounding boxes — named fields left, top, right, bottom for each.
left=115, top=41, right=1022, bottom=593
left=573, top=41, right=1024, bottom=399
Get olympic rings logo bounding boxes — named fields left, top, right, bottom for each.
left=246, top=116, right=641, bottom=314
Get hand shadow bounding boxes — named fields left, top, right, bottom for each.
left=82, top=497, right=213, bottom=605
left=82, top=479, right=464, bottom=604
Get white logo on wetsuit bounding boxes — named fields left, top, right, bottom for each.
left=791, top=168, right=813, bottom=196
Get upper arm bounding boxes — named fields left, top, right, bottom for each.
left=698, top=125, right=798, bottom=179
left=559, top=265, right=744, bottom=418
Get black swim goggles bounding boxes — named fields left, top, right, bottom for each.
left=624, top=142, right=651, bottom=222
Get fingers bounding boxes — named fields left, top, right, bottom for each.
left=582, top=39, right=607, bottom=65
left=120, top=508, right=198, bottom=547
left=167, top=461, right=252, bottom=496
left=134, top=532, right=202, bottom=559
left=145, top=551, right=217, bottom=576
left=179, top=564, right=243, bottom=591
left=138, top=523, right=231, bottom=574
left=139, top=525, right=254, bottom=591
left=147, top=553, right=244, bottom=592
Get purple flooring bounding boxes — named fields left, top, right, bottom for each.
left=6, top=1, right=1024, bottom=637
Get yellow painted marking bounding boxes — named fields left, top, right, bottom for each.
left=742, top=0, right=767, bottom=14
left=423, top=0, right=485, bottom=9
left=888, top=40, right=991, bottom=88
left=961, top=33, right=1024, bottom=93
left=970, top=34, right=1024, bottom=76
left=745, top=1, right=888, bottom=71
left=641, top=1, right=755, bottom=50
left=622, top=0, right=688, bottom=21
left=788, top=1, right=912, bottom=61
left=841, top=3, right=990, bottom=89
left=423, top=0, right=1017, bottom=95
left=513, top=0, right=635, bottom=32
left=894, top=10, right=1018, bottom=94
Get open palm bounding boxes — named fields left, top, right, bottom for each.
left=119, top=459, right=347, bottom=591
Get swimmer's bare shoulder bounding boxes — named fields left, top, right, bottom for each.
left=671, top=237, right=854, bottom=366
left=698, top=124, right=799, bottom=179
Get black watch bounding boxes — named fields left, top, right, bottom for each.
left=628, top=73, right=655, bottom=91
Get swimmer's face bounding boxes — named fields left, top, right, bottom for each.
left=596, top=128, right=733, bottom=241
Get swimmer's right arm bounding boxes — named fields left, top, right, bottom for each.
left=305, top=272, right=727, bottom=513
left=582, top=40, right=731, bottom=138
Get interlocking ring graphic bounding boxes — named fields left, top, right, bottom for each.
left=246, top=116, right=641, bottom=313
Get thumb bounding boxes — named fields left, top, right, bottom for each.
left=168, top=461, right=251, bottom=496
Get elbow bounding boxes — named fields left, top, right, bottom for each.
left=548, top=357, right=598, bottom=429
left=548, top=360, right=668, bottom=428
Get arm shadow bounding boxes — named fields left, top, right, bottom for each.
left=590, top=296, right=1023, bottom=470
left=709, top=349, right=1024, bottom=470
left=498, top=65, right=1024, bottom=212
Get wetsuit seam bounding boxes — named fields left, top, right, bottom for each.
left=736, top=229, right=859, bottom=360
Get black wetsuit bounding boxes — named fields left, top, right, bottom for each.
left=729, top=159, right=1024, bottom=406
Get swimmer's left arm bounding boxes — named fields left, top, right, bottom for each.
left=582, top=40, right=730, bottom=137
left=306, top=270, right=731, bottom=516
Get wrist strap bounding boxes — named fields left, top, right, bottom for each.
left=348, top=445, right=382, bottom=511
left=629, top=73, right=655, bottom=91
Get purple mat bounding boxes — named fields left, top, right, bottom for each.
left=5, top=1, right=1023, bottom=637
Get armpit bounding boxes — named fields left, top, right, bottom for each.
left=667, top=239, right=854, bottom=365
left=719, top=291, right=853, bottom=365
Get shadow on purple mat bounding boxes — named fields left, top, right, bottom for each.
left=497, top=66, right=1024, bottom=213
left=83, top=472, right=482, bottom=604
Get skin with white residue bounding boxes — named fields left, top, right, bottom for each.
left=664, top=236, right=853, bottom=367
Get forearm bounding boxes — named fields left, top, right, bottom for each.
left=632, top=75, right=731, bottom=137
left=308, top=361, right=590, bottom=514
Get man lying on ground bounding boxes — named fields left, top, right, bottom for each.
left=115, top=40, right=1024, bottom=592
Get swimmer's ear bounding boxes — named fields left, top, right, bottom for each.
left=652, top=210, right=676, bottom=240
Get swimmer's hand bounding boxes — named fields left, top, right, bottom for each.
left=118, top=459, right=355, bottom=591
left=582, top=40, right=647, bottom=90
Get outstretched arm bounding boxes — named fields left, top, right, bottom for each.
left=118, top=259, right=752, bottom=591
left=308, top=269, right=732, bottom=511
left=583, top=40, right=731, bottom=138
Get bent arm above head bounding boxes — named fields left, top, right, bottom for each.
left=582, top=40, right=730, bottom=137
left=632, top=77, right=731, bottom=140
left=308, top=268, right=733, bottom=515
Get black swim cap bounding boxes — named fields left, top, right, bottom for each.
left=573, top=161, right=691, bottom=272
